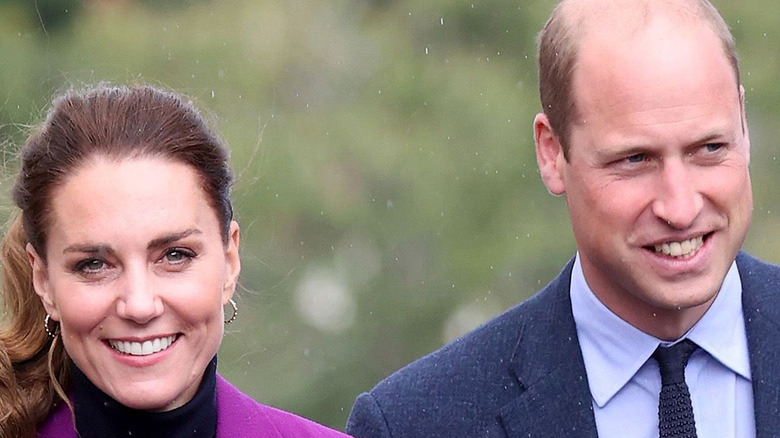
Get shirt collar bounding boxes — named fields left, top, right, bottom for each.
left=687, top=261, right=751, bottom=380
left=571, top=254, right=749, bottom=408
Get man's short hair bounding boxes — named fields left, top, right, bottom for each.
left=536, top=0, right=740, bottom=160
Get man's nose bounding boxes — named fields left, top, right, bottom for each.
left=650, top=160, right=704, bottom=229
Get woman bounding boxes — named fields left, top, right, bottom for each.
left=0, top=84, right=351, bottom=437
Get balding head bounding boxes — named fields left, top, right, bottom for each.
left=537, top=0, right=740, bottom=159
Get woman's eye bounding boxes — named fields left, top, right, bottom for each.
left=163, top=248, right=194, bottom=264
left=75, top=259, right=105, bottom=273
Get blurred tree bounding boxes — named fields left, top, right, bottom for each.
left=0, top=0, right=80, bottom=33
left=0, top=0, right=778, bottom=431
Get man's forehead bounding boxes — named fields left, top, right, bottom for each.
left=560, top=0, right=703, bottom=38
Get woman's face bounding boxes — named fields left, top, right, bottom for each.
left=28, top=157, right=240, bottom=411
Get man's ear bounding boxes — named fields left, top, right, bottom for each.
left=534, top=113, right=567, bottom=196
left=222, top=221, right=241, bottom=304
left=739, top=85, right=751, bottom=164
left=26, top=243, right=59, bottom=320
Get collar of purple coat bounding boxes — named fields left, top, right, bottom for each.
left=37, top=374, right=350, bottom=438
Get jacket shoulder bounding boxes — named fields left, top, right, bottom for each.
left=347, top=260, right=575, bottom=437
left=36, top=401, right=76, bottom=438
left=737, top=251, right=780, bottom=282
left=216, top=375, right=349, bottom=438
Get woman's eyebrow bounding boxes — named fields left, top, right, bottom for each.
left=60, top=229, right=203, bottom=255
left=62, top=244, right=113, bottom=256
left=147, top=228, right=202, bottom=250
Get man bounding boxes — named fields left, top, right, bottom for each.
left=346, top=0, right=780, bottom=437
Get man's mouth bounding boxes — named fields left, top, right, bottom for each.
left=652, top=235, right=706, bottom=258
left=108, top=335, right=178, bottom=356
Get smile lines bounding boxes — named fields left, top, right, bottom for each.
left=108, top=335, right=177, bottom=356
left=653, top=235, right=704, bottom=258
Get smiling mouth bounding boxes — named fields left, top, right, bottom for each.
left=108, top=335, right=178, bottom=356
left=652, top=234, right=708, bottom=258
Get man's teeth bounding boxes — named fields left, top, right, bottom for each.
left=109, top=335, right=177, bottom=356
left=654, top=236, right=704, bottom=258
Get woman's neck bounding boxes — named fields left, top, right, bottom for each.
left=71, top=357, right=218, bottom=438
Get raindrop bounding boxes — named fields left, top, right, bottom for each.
left=440, top=17, right=444, bottom=25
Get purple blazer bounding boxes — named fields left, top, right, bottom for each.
left=37, top=375, right=352, bottom=438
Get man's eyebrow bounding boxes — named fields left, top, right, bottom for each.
left=147, top=228, right=202, bottom=250
left=696, top=132, right=729, bottom=144
left=598, top=131, right=732, bottom=158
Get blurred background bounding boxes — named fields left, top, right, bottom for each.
left=0, top=0, right=778, bottom=430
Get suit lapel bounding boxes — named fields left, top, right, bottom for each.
left=739, top=253, right=780, bottom=438
left=498, top=260, right=598, bottom=438
left=497, top=252, right=780, bottom=438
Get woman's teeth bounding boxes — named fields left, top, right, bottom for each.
left=109, top=335, right=177, bottom=356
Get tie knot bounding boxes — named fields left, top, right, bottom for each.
left=653, top=339, right=698, bottom=385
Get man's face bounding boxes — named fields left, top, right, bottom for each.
left=548, top=17, right=752, bottom=337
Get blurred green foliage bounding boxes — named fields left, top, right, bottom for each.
left=0, top=0, right=779, bottom=430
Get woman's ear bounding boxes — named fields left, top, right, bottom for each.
left=222, top=221, right=241, bottom=304
left=534, top=113, right=567, bottom=196
left=26, top=243, right=59, bottom=320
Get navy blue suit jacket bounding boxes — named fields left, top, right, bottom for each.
left=346, top=252, right=780, bottom=437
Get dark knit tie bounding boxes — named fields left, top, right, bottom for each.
left=653, top=339, right=699, bottom=438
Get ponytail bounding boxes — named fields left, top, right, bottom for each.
left=0, top=214, right=70, bottom=438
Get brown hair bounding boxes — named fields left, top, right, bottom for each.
left=0, top=84, right=234, bottom=437
left=537, top=0, right=741, bottom=159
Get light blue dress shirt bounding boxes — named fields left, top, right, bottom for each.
left=570, top=255, right=754, bottom=438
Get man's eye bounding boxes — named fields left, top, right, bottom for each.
left=704, top=143, right=725, bottom=153
left=625, top=153, right=646, bottom=163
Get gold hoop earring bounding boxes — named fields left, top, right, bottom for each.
left=224, top=299, right=238, bottom=324
left=44, top=314, right=59, bottom=338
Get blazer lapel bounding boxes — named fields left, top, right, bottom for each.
left=498, top=260, right=598, bottom=438
left=739, top=253, right=780, bottom=438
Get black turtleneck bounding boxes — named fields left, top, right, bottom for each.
left=72, top=356, right=218, bottom=438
